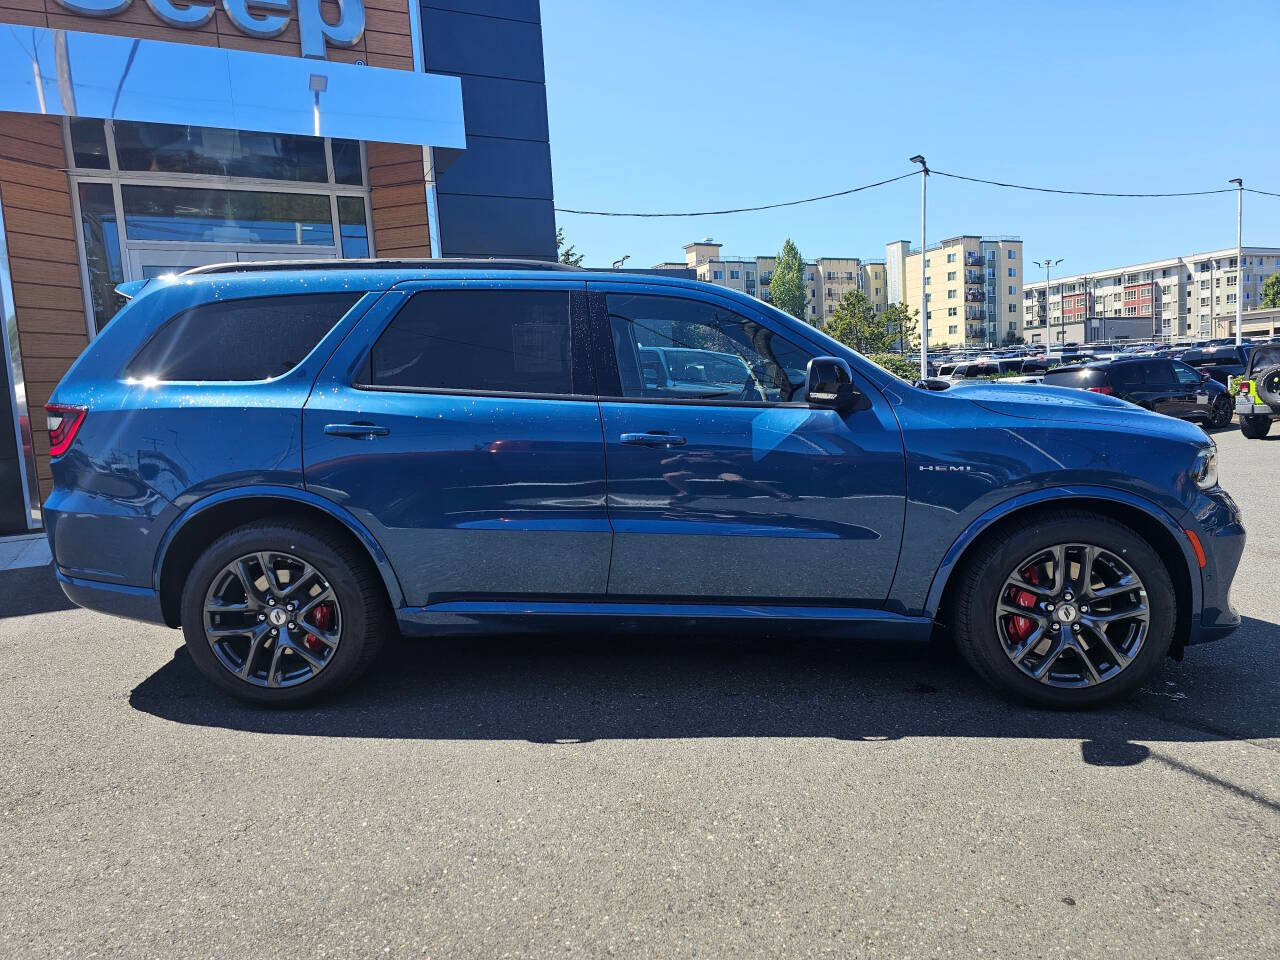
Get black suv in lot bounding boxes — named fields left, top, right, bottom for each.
left=1043, top=357, right=1233, bottom=427
left=1179, top=344, right=1253, bottom=388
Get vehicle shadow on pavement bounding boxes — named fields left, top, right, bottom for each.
left=0, top=566, right=76, bottom=619
left=129, top=615, right=1280, bottom=769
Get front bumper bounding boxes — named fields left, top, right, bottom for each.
left=1185, top=487, right=1245, bottom=646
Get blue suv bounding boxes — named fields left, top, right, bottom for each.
left=44, top=261, right=1244, bottom=708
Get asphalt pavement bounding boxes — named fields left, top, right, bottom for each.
left=1, top=425, right=1277, bottom=959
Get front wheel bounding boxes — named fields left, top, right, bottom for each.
left=1207, top=393, right=1233, bottom=428
left=952, top=511, right=1175, bottom=709
left=180, top=522, right=388, bottom=706
left=1240, top=414, right=1273, bottom=439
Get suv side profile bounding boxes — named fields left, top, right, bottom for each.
left=44, top=262, right=1244, bottom=709
left=1042, top=357, right=1234, bottom=428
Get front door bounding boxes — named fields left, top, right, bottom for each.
left=588, top=284, right=906, bottom=606
left=303, top=281, right=611, bottom=608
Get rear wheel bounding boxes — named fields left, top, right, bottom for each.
left=180, top=522, right=387, bottom=706
left=1240, top=414, right=1273, bottom=439
left=952, top=511, right=1175, bottom=709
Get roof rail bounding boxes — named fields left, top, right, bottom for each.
left=180, top=257, right=579, bottom=277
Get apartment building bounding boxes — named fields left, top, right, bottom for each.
left=885, top=236, right=1024, bottom=348
left=1022, top=246, right=1280, bottom=343
left=665, top=240, right=887, bottom=324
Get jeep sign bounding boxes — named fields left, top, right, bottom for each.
left=52, top=0, right=365, bottom=60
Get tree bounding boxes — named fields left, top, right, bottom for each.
left=868, top=352, right=920, bottom=381
left=881, top=302, right=920, bottom=352
left=556, top=227, right=584, bottom=266
left=770, top=239, right=808, bottom=322
left=823, top=290, right=883, bottom=352
left=1262, top=272, right=1280, bottom=309
left=1002, top=331, right=1026, bottom=346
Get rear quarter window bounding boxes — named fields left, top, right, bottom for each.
left=124, top=293, right=361, bottom=382
left=1042, top=368, right=1091, bottom=387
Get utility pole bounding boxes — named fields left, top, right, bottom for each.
left=1230, top=178, right=1243, bottom=345
left=910, top=155, right=928, bottom=378
left=1033, top=258, right=1064, bottom=346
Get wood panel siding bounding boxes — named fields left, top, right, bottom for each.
left=0, top=113, right=88, bottom=500
left=366, top=143, right=432, bottom=258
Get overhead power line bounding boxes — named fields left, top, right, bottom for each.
left=552, top=171, right=917, bottom=217
left=554, top=168, right=1280, bottom=217
left=929, top=169, right=1234, bottom=198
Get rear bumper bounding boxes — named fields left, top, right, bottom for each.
left=1234, top=400, right=1274, bottom=416
left=56, top=570, right=167, bottom=626
left=1185, top=487, right=1245, bottom=646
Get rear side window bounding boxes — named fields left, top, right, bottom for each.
left=125, top=293, right=360, bottom=382
left=1043, top=368, right=1092, bottom=387
left=361, top=290, right=576, bottom=395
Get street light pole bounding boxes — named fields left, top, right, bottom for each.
left=1033, top=258, right=1064, bottom=345
left=910, top=155, right=928, bottom=379
left=1230, top=178, right=1243, bottom=345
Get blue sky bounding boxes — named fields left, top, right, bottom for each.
left=541, top=0, right=1280, bottom=275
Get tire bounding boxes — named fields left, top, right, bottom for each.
left=1255, top=364, right=1280, bottom=407
left=180, top=522, right=388, bottom=706
left=1207, top=393, right=1233, bottom=428
left=952, top=510, right=1175, bottom=709
left=1240, top=414, right=1273, bottom=440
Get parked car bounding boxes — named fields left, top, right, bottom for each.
left=44, top=261, right=1243, bottom=710
left=1042, top=357, right=1234, bottom=428
left=1179, top=345, right=1253, bottom=388
left=1233, top=343, right=1280, bottom=439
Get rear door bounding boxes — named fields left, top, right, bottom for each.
left=1142, top=359, right=1193, bottom=417
left=588, top=283, right=906, bottom=605
left=303, top=280, right=611, bottom=608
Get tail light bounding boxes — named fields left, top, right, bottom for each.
left=46, top=404, right=87, bottom=457
left=1086, top=385, right=1114, bottom=395
left=1238, top=380, right=1253, bottom=395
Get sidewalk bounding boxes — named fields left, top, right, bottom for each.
left=0, top=533, right=51, bottom=572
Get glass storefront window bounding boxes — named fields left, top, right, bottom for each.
left=70, top=119, right=110, bottom=170
left=77, top=183, right=125, bottom=332
left=121, top=187, right=335, bottom=246
left=331, top=139, right=364, bottom=186
left=113, top=122, right=329, bottom=183
left=337, top=196, right=369, bottom=258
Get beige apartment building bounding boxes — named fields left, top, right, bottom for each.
left=885, top=236, right=1024, bottom=348
left=663, top=240, right=888, bottom=325
left=1022, top=246, right=1280, bottom=343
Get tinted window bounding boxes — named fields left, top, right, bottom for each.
left=125, top=293, right=360, bottom=382
left=603, top=293, right=812, bottom=402
left=364, top=290, right=575, bottom=395
left=1181, top=350, right=1240, bottom=367
left=1043, top=367, right=1097, bottom=387
left=1142, top=360, right=1177, bottom=385
left=1172, top=362, right=1202, bottom=386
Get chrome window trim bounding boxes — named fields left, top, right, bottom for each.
left=0, top=196, right=40, bottom=529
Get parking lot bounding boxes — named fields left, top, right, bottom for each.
left=1, top=425, right=1276, bottom=960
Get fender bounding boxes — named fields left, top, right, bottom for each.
left=152, top=485, right=407, bottom=610
left=919, top=484, right=1201, bottom=621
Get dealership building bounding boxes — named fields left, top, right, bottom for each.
left=0, top=0, right=556, bottom=534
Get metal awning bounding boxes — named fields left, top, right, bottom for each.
left=0, top=26, right=465, bottom=147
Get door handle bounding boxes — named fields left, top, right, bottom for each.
left=324, top=422, right=390, bottom=439
left=620, top=431, right=686, bottom=446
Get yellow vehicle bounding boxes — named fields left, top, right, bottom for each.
left=1234, top=343, right=1280, bottom=439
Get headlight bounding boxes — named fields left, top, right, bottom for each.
left=1191, top=444, right=1218, bottom=490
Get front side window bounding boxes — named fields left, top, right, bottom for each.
left=124, top=293, right=360, bottom=382
left=603, top=293, right=812, bottom=403
left=1173, top=363, right=1201, bottom=386
left=362, top=290, right=576, bottom=396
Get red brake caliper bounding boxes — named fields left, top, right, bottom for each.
left=304, top=602, right=334, bottom=655
left=1006, top=565, right=1040, bottom=644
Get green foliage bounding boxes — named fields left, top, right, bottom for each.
left=824, top=290, right=880, bottom=351
left=1262, top=272, right=1280, bottom=309
left=882, top=302, right=920, bottom=352
left=556, top=226, right=584, bottom=266
left=868, top=352, right=921, bottom=381
left=770, top=239, right=808, bottom=322
left=1002, top=332, right=1026, bottom=345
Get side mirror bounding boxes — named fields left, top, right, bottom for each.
left=805, top=356, right=867, bottom=411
